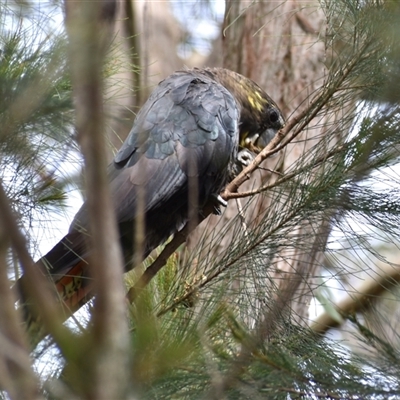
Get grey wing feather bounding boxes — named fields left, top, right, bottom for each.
left=72, top=70, right=239, bottom=229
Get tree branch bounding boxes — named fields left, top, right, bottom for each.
left=311, top=262, right=400, bottom=335
left=0, top=198, right=40, bottom=399
left=64, top=0, right=129, bottom=398
left=0, top=182, right=75, bottom=348
left=226, top=143, right=348, bottom=200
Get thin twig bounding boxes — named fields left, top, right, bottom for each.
left=235, top=198, right=249, bottom=236
left=226, top=143, right=347, bottom=200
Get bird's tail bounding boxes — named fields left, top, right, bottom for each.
left=15, top=232, right=93, bottom=346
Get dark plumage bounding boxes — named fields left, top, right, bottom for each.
left=18, top=67, right=284, bottom=320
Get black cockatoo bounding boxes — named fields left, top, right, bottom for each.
left=17, top=67, right=284, bottom=324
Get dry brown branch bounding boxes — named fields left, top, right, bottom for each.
left=0, top=201, right=40, bottom=399
left=0, top=183, right=74, bottom=349
left=226, top=143, right=348, bottom=200
left=311, top=262, right=400, bottom=335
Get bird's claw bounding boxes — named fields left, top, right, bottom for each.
left=237, top=148, right=255, bottom=167
left=210, top=193, right=227, bottom=215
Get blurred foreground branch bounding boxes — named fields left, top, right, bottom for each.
left=64, top=0, right=129, bottom=398
left=311, top=262, right=400, bottom=335
left=0, top=187, right=39, bottom=399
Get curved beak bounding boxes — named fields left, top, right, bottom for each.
left=245, top=127, right=278, bottom=153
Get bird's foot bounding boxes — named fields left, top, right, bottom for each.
left=230, top=148, right=256, bottom=178
left=237, top=148, right=255, bottom=167
left=209, top=193, right=227, bottom=215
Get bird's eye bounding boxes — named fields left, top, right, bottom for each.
left=270, top=110, right=279, bottom=123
